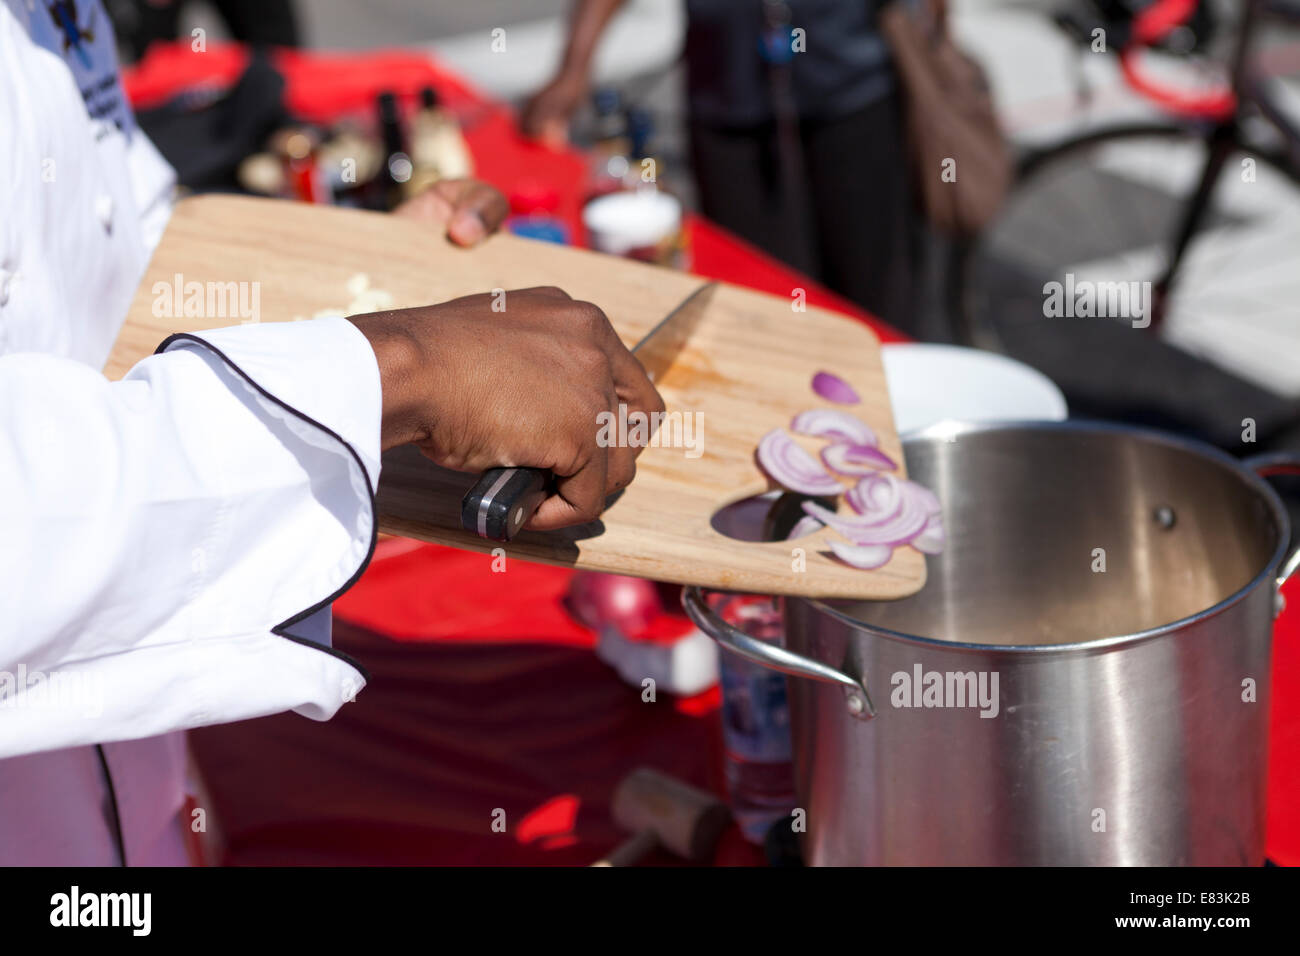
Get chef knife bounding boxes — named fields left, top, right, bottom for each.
left=461, top=281, right=719, bottom=542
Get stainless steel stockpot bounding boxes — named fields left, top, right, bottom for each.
left=685, top=421, right=1300, bottom=866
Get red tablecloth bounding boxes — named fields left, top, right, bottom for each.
left=126, top=45, right=1296, bottom=866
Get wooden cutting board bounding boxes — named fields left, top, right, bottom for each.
left=108, top=195, right=926, bottom=600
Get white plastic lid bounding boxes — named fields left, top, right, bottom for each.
left=583, top=189, right=682, bottom=254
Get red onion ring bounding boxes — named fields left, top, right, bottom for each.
left=786, top=515, right=824, bottom=540
left=790, top=409, right=877, bottom=447
left=912, top=514, right=945, bottom=555
left=825, top=539, right=893, bottom=569
left=821, top=443, right=896, bottom=477
left=846, top=472, right=901, bottom=518
left=811, top=371, right=860, bottom=405
left=910, top=482, right=941, bottom=516
left=802, top=492, right=929, bottom=547
left=756, top=429, right=844, bottom=496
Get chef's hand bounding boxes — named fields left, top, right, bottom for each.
left=394, top=178, right=509, bottom=247
left=349, top=287, right=664, bottom=530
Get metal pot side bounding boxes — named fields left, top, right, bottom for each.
left=785, top=585, right=1274, bottom=865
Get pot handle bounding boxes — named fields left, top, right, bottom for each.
left=1244, top=453, right=1300, bottom=596
left=682, top=586, right=876, bottom=719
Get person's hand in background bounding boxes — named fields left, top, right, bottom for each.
left=521, top=70, right=589, bottom=147
left=521, top=0, right=628, bottom=146
left=350, top=287, right=663, bottom=530
left=394, top=178, right=509, bottom=246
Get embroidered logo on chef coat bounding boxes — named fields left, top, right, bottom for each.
left=4, top=0, right=134, bottom=136
left=45, top=1, right=95, bottom=69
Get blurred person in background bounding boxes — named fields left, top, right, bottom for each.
left=107, top=0, right=300, bottom=61
left=524, top=0, right=916, bottom=331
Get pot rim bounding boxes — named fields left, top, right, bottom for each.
left=803, top=418, right=1292, bottom=655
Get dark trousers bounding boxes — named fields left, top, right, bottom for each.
left=113, top=0, right=300, bottom=60
left=689, top=93, right=916, bottom=332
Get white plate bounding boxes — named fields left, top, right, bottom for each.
left=880, top=344, right=1068, bottom=435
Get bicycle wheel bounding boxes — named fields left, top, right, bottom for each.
left=958, top=124, right=1300, bottom=396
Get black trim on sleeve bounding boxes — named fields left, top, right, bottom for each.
left=95, top=744, right=127, bottom=867
left=154, top=332, right=376, bottom=682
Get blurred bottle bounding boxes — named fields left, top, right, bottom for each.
left=373, top=91, right=411, bottom=210
left=316, top=127, right=382, bottom=207
left=586, top=87, right=631, bottom=199
left=714, top=594, right=797, bottom=844
left=506, top=182, right=570, bottom=244
left=624, top=106, right=660, bottom=191
left=406, top=85, right=474, bottom=197
left=269, top=126, right=328, bottom=204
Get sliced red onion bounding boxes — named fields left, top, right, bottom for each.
left=825, top=538, right=893, bottom=569
left=846, top=472, right=901, bottom=518
left=756, top=429, right=844, bottom=496
left=821, top=443, right=896, bottom=477
left=811, top=371, right=860, bottom=405
left=914, top=484, right=942, bottom=516
left=786, top=515, right=824, bottom=540
left=802, top=492, right=929, bottom=547
left=790, top=409, right=877, bottom=447
left=912, top=514, right=945, bottom=555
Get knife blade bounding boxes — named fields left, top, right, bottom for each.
left=460, top=281, right=719, bottom=542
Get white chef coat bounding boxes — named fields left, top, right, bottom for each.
left=1, top=0, right=381, bottom=863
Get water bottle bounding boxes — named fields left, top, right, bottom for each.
left=714, top=594, right=797, bottom=843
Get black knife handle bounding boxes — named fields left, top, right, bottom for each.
left=461, top=466, right=551, bottom=542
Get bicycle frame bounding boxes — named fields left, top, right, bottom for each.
left=1143, top=0, right=1300, bottom=328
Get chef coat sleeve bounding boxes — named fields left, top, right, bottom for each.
left=0, top=317, right=382, bottom=759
